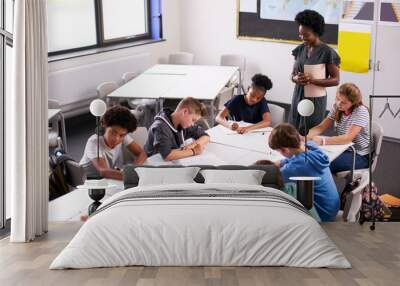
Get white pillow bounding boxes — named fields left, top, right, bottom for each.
left=200, top=169, right=266, bottom=185
left=135, top=167, right=201, bottom=186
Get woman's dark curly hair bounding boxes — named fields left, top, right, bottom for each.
left=101, top=105, right=137, bottom=133
left=251, top=73, right=273, bottom=92
left=295, top=9, right=325, bottom=37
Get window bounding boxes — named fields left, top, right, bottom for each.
left=47, top=0, right=97, bottom=53
left=1, top=0, right=14, bottom=231
left=47, top=0, right=162, bottom=56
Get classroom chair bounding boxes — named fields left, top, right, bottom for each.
left=268, top=103, right=286, bottom=127
left=121, top=71, right=158, bottom=123
left=220, top=54, right=246, bottom=94
left=340, top=171, right=370, bottom=222
left=168, top=52, right=194, bottom=65
left=215, top=85, right=235, bottom=113
left=96, top=81, right=119, bottom=106
left=122, top=127, right=149, bottom=164
left=48, top=99, right=68, bottom=151
left=121, top=71, right=137, bottom=84
left=335, top=121, right=383, bottom=222
left=335, top=121, right=383, bottom=181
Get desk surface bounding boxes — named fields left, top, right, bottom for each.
left=108, top=64, right=238, bottom=100
left=146, top=124, right=351, bottom=166
left=48, top=109, right=61, bottom=121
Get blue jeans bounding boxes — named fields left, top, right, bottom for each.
left=330, top=150, right=369, bottom=174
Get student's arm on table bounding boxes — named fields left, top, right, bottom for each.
left=91, top=158, right=123, bottom=180
left=164, top=145, right=204, bottom=161
left=313, top=124, right=362, bottom=146
left=216, top=107, right=238, bottom=130
left=308, top=117, right=333, bottom=139
left=237, top=112, right=272, bottom=134
left=126, top=141, right=147, bottom=165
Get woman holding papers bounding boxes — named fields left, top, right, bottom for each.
left=289, top=9, right=341, bottom=135
left=215, top=73, right=273, bottom=134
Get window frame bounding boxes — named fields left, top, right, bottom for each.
left=1, top=0, right=13, bottom=232
left=48, top=0, right=155, bottom=57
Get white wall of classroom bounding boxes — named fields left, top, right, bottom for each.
left=49, top=0, right=398, bottom=129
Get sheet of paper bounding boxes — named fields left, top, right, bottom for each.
left=216, top=121, right=273, bottom=135
left=239, top=0, right=257, bottom=13
left=304, top=64, right=326, bottom=97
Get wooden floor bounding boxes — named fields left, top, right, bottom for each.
left=0, top=222, right=399, bottom=286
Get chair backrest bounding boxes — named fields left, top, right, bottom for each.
left=268, top=103, right=285, bottom=127
left=122, top=72, right=137, bottom=84
left=48, top=99, right=61, bottom=109
left=220, top=54, right=246, bottom=79
left=216, top=86, right=235, bottom=111
left=96, top=81, right=118, bottom=99
left=131, top=126, right=148, bottom=148
left=168, top=52, right=194, bottom=65
left=370, top=121, right=384, bottom=172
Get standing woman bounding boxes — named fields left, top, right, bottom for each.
left=289, top=9, right=341, bottom=135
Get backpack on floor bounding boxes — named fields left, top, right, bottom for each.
left=359, top=181, right=385, bottom=222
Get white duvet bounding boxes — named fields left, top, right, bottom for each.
left=50, top=183, right=351, bottom=269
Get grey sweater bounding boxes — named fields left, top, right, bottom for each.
left=144, top=109, right=209, bottom=159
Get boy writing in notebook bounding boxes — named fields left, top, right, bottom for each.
left=144, top=97, right=210, bottom=161
left=268, top=123, right=339, bottom=221
left=215, top=73, right=273, bottom=134
left=80, top=105, right=147, bottom=180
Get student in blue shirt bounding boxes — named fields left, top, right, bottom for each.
left=215, top=74, right=273, bottom=134
left=269, top=123, right=339, bottom=221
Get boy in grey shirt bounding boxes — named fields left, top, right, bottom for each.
left=145, top=97, right=210, bottom=161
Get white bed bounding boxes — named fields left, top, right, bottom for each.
left=50, top=183, right=351, bottom=269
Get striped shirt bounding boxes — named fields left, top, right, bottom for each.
left=328, top=105, right=370, bottom=156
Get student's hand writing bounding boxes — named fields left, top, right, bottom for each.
left=230, top=122, right=239, bottom=130
left=193, top=144, right=204, bottom=155
left=237, top=126, right=250, bottom=134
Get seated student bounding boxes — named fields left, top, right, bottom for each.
left=307, top=83, right=369, bottom=173
left=215, top=73, right=273, bottom=134
left=269, top=123, right=339, bottom=222
left=144, top=97, right=210, bottom=161
left=80, top=105, right=147, bottom=180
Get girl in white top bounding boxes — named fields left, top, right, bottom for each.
left=307, top=83, right=369, bottom=173
left=80, top=105, right=147, bottom=180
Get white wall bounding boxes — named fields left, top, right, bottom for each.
left=178, top=0, right=374, bottom=109
left=49, top=0, right=181, bottom=72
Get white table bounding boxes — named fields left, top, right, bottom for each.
left=146, top=124, right=352, bottom=166
left=48, top=180, right=124, bottom=221
left=108, top=64, right=238, bottom=119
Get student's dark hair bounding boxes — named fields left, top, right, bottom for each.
left=251, top=74, right=273, bottom=92
left=295, top=9, right=325, bottom=37
left=269, top=123, right=301, bottom=150
left=335, top=83, right=364, bottom=123
left=101, top=105, right=137, bottom=133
